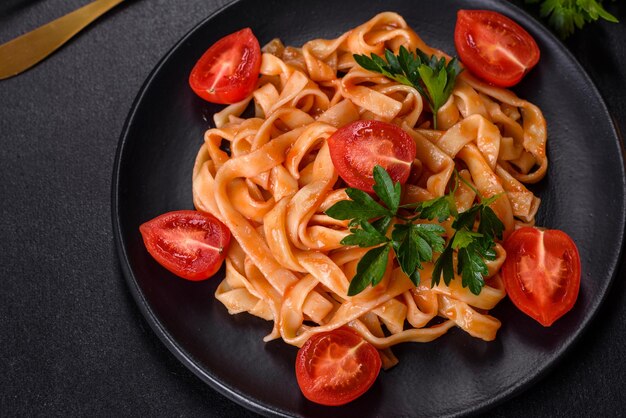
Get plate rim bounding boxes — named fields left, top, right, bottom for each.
left=111, top=0, right=626, bottom=416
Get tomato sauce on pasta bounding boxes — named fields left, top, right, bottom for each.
left=191, top=12, right=547, bottom=369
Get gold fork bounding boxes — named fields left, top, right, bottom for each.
left=0, top=0, right=125, bottom=80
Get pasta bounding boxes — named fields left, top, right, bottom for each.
left=191, top=12, right=547, bottom=369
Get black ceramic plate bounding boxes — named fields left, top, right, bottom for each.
left=112, top=0, right=626, bottom=416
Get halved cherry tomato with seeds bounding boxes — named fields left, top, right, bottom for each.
left=295, top=328, right=381, bottom=406
left=328, top=120, right=416, bottom=193
left=502, top=227, right=581, bottom=326
left=189, top=28, right=261, bottom=104
left=455, top=10, right=540, bottom=87
left=139, top=210, right=231, bottom=281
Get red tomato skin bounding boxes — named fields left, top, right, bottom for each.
left=189, top=28, right=261, bottom=104
left=327, top=120, right=417, bottom=193
left=502, top=227, right=581, bottom=327
left=295, top=328, right=381, bottom=406
left=139, top=210, right=231, bottom=281
left=455, top=10, right=540, bottom=87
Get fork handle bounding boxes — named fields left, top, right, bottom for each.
left=0, top=0, right=125, bottom=80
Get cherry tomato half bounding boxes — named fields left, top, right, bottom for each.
left=189, top=28, right=261, bottom=104
left=295, top=328, right=381, bottom=406
left=139, top=210, right=231, bottom=281
left=502, top=227, right=581, bottom=327
left=454, top=10, right=540, bottom=87
left=328, top=120, right=416, bottom=193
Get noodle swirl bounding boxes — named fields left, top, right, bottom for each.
left=192, top=12, right=547, bottom=368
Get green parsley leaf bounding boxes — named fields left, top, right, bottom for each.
left=414, top=224, right=447, bottom=254
left=432, top=244, right=454, bottom=287
left=580, top=0, right=619, bottom=22
left=353, top=53, right=383, bottom=73
left=326, top=167, right=399, bottom=296
left=457, top=244, right=488, bottom=295
left=477, top=205, right=504, bottom=241
left=332, top=167, right=504, bottom=297
left=406, top=173, right=458, bottom=222
left=325, top=188, right=390, bottom=221
left=332, top=166, right=451, bottom=296
left=392, top=223, right=446, bottom=285
left=341, top=220, right=390, bottom=247
left=417, top=194, right=457, bottom=222
left=353, top=48, right=462, bottom=129
left=391, top=224, right=419, bottom=281
left=452, top=205, right=481, bottom=231
left=371, top=216, right=392, bottom=235
left=385, top=49, right=403, bottom=75
left=527, top=0, right=618, bottom=38
left=451, top=229, right=483, bottom=250
left=429, top=175, right=504, bottom=294
left=477, top=236, right=498, bottom=261
left=372, top=165, right=401, bottom=214
left=347, top=244, right=391, bottom=296
left=353, top=53, right=412, bottom=86
left=398, top=46, right=423, bottom=92
left=417, top=56, right=462, bottom=129
left=448, top=192, right=502, bottom=294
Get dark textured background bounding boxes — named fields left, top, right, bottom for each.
left=1, top=0, right=625, bottom=416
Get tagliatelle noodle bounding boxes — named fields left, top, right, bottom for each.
left=192, top=12, right=547, bottom=368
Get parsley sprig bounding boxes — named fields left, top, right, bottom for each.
left=431, top=187, right=504, bottom=295
left=526, top=0, right=618, bottom=38
left=326, top=166, right=446, bottom=296
left=326, top=166, right=504, bottom=296
left=353, top=47, right=462, bottom=130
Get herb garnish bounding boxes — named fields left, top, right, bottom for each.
left=326, top=166, right=446, bottom=295
left=431, top=186, right=504, bottom=295
left=353, top=47, right=462, bottom=129
left=326, top=166, right=504, bottom=296
left=526, top=0, right=618, bottom=39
